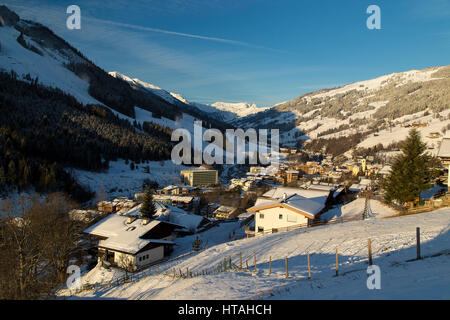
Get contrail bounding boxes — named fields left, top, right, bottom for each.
left=7, top=3, right=287, bottom=53
left=86, top=16, right=287, bottom=53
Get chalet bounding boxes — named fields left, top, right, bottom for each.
left=246, top=193, right=328, bottom=234
left=437, top=137, right=450, bottom=187
left=244, top=187, right=334, bottom=235
left=84, top=213, right=179, bottom=271
left=213, top=205, right=239, bottom=219
left=153, top=195, right=199, bottom=210
left=378, top=165, right=392, bottom=178
left=97, top=201, right=116, bottom=213
left=428, top=132, right=441, bottom=139
left=157, top=185, right=181, bottom=195
left=411, top=122, right=428, bottom=128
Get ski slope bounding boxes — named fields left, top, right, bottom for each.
left=71, top=159, right=188, bottom=200
left=60, top=207, right=450, bottom=299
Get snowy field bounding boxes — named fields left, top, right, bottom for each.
left=71, top=159, right=188, bottom=199
left=320, top=198, right=398, bottom=221
left=60, top=207, right=450, bottom=300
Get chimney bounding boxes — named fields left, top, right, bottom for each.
left=143, top=218, right=150, bottom=225
left=126, top=216, right=135, bottom=224
left=282, top=193, right=287, bottom=201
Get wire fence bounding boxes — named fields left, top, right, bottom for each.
left=69, top=221, right=449, bottom=298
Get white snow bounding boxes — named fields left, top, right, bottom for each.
left=109, top=71, right=268, bottom=122
left=71, top=159, right=188, bottom=199
left=310, top=67, right=443, bottom=100
left=60, top=204, right=450, bottom=300
left=320, top=198, right=398, bottom=221
left=0, top=25, right=101, bottom=105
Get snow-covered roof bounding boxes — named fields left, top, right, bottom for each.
left=214, top=205, right=238, bottom=214
left=282, top=195, right=325, bottom=217
left=307, top=184, right=336, bottom=192
left=438, top=138, right=450, bottom=158
left=162, top=185, right=180, bottom=190
left=248, top=194, right=327, bottom=218
left=84, top=215, right=174, bottom=254
left=359, top=178, right=372, bottom=186
left=153, top=195, right=197, bottom=202
left=158, top=207, right=207, bottom=231
left=263, top=187, right=331, bottom=200
left=349, top=184, right=366, bottom=192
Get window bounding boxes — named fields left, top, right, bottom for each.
left=260, top=213, right=264, bottom=219
left=279, top=214, right=283, bottom=220
left=146, top=254, right=149, bottom=259
left=258, top=227, right=264, bottom=232
left=139, top=257, right=142, bottom=261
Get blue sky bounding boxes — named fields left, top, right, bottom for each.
left=5, top=0, right=450, bottom=107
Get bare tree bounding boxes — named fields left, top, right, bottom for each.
left=0, top=193, right=80, bottom=299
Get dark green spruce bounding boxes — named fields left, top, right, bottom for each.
left=140, top=187, right=157, bottom=219
left=383, top=128, right=436, bottom=204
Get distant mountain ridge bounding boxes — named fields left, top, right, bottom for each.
left=234, top=65, right=450, bottom=154
left=109, top=71, right=268, bottom=122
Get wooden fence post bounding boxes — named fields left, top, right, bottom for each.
left=368, top=238, right=373, bottom=266
left=416, top=227, right=421, bottom=259
left=246, top=259, right=249, bottom=270
left=254, top=253, right=257, bottom=272
left=307, top=254, right=311, bottom=279
left=269, top=256, right=272, bottom=275
left=335, top=247, right=339, bottom=276
left=285, top=256, right=289, bottom=278
left=240, top=252, right=242, bottom=270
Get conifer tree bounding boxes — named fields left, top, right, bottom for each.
left=140, top=186, right=156, bottom=219
left=383, top=129, right=433, bottom=204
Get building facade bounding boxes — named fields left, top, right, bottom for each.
left=181, top=168, right=218, bottom=187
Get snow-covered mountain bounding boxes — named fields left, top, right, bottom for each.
left=234, top=65, right=450, bottom=154
left=0, top=5, right=230, bottom=137
left=109, top=71, right=268, bottom=123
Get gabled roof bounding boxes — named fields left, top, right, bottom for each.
left=438, top=138, right=450, bottom=158
left=262, top=187, right=331, bottom=199
left=247, top=194, right=326, bottom=218
left=84, top=215, right=176, bottom=255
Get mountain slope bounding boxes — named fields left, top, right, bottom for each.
left=0, top=6, right=229, bottom=132
left=234, top=65, right=450, bottom=153
left=109, top=71, right=267, bottom=123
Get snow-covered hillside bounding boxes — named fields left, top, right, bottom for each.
left=70, top=159, right=188, bottom=200
left=60, top=208, right=450, bottom=299
left=235, top=66, right=450, bottom=150
left=0, top=24, right=100, bottom=106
